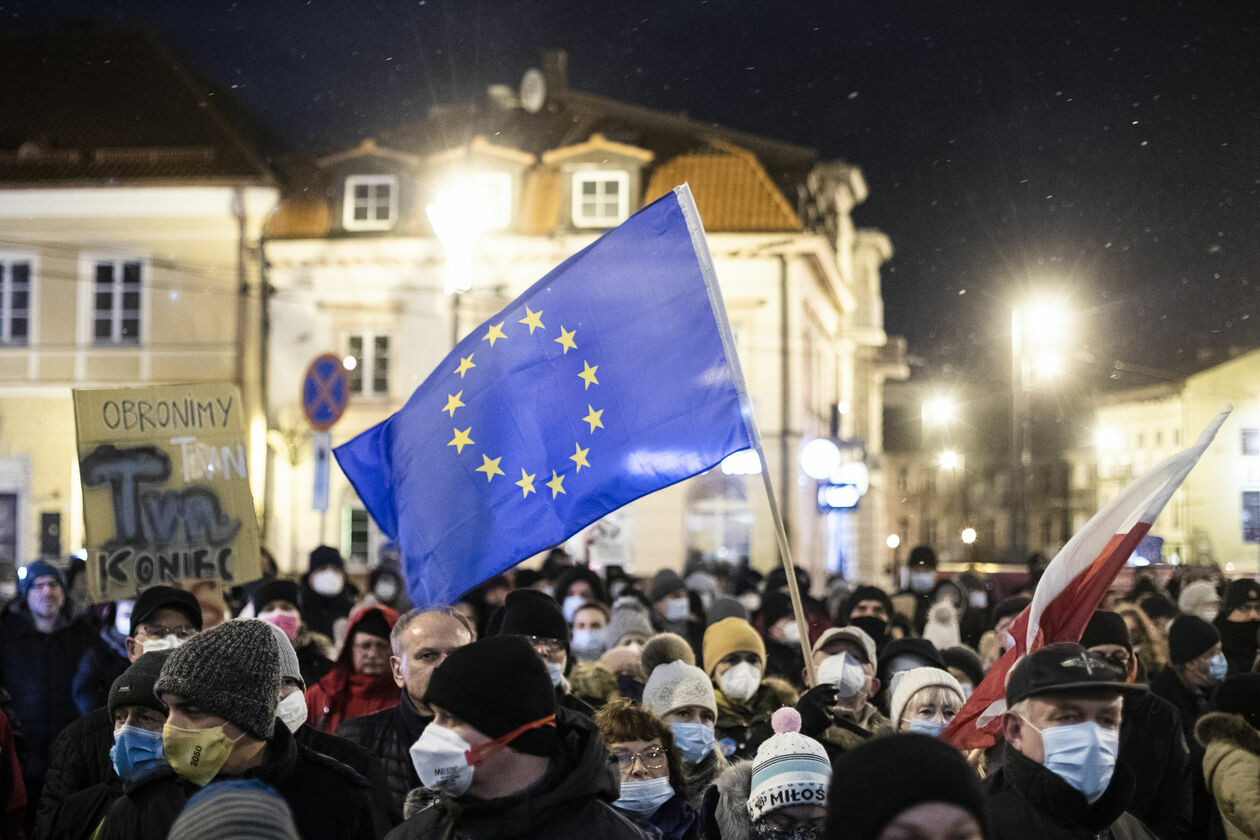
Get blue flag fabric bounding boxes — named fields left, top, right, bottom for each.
left=334, top=185, right=755, bottom=608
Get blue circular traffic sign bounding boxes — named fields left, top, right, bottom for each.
left=302, top=353, right=350, bottom=430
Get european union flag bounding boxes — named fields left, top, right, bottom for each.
left=335, top=185, right=755, bottom=608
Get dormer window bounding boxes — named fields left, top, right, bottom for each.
left=344, top=174, right=398, bottom=231
left=572, top=171, right=629, bottom=228
left=473, top=172, right=513, bottom=231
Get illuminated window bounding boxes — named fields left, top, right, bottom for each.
left=572, top=171, right=629, bottom=228
left=93, top=259, right=143, bottom=345
left=0, top=258, right=32, bottom=345
left=344, top=175, right=398, bottom=231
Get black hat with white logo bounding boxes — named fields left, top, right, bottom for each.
left=1006, top=642, right=1145, bottom=705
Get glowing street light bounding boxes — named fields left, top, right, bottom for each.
left=961, top=527, right=977, bottom=545
left=800, top=438, right=842, bottom=481
left=886, top=534, right=901, bottom=550
left=938, top=449, right=961, bottom=471
left=341, top=355, right=358, bottom=371
left=922, top=396, right=957, bottom=428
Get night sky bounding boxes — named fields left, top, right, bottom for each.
left=10, top=0, right=1260, bottom=388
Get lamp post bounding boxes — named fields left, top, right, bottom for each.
left=427, top=182, right=488, bottom=348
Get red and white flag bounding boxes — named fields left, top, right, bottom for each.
left=944, top=408, right=1231, bottom=750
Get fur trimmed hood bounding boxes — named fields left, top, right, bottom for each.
left=713, top=760, right=753, bottom=840
left=1196, top=711, right=1260, bottom=755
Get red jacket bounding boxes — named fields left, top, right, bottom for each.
left=305, top=605, right=400, bottom=733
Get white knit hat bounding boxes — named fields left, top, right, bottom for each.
left=747, top=708, right=831, bottom=823
left=1177, top=580, right=1220, bottom=619
left=888, top=666, right=965, bottom=730
left=642, top=661, right=716, bottom=718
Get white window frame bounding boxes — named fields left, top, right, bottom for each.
left=89, top=257, right=147, bottom=346
left=345, top=331, right=391, bottom=398
left=471, top=171, right=513, bottom=231
left=343, top=174, right=399, bottom=231
left=571, top=170, right=630, bottom=228
left=0, top=253, right=36, bottom=347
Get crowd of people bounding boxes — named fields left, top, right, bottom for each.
left=0, top=542, right=1257, bottom=839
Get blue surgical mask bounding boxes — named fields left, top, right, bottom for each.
left=614, top=776, right=674, bottom=814
left=562, top=594, right=587, bottom=623
left=571, top=628, right=606, bottom=661
left=546, top=661, right=565, bottom=687
left=1024, top=717, right=1118, bottom=803
left=1208, top=652, right=1229, bottom=682
left=110, top=725, right=166, bottom=783
left=671, top=721, right=716, bottom=764
left=906, top=718, right=947, bottom=738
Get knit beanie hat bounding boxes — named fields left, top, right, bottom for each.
left=878, top=638, right=945, bottom=689
left=825, top=733, right=988, bottom=840
left=888, top=667, right=965, bottom=729
left=168, top=779, right=299, bottom=840
left=131, top=586, right=203, bottom=636
left=649, top=569, right=686, bottom=604
left=1080, top=610, right=1132, bottom=652
left=761, top=591, right=795, bottom=628
left=253, top=579, right=302, bottom=613
left=599, top=645, right=647, bottom=680
left=606, top=602, right=653, bottom=647
left=424, top=635, right=557, bottom=757
left=21, top=560, right=65, bottom=595
left=703, top=617, right=766, bottom=677
left=1222, top=578, right=1260, bottom=614
left=264, top=621, right=303, bottom=689
left=642, top=661, right=717, bottom=718
left=494, top=589, right=569, bottom=643
left=109, top=651, right=172, bottom=717
left=352, top=607, right=393, bottom=642
left=1178, top=581, right=1220, bottom=616
left=552, top=567, right=608, bottom=606
left=155, top=619, right=281, bottom=739
left=842, top=586, right=892, bottom=622
left=1169, top=614, right=1221, bottom=665
left=992, top=595, right=1032, bottom=626
left=642, top=632, right=696, bottom=676
left=308, top=545, right=344, bottom=573
left=748, top=708, right=831, bottom=822
left=940, top=646, right=984, bottom=689
left=765, top=565, right=811, bottom=595
left=706, top=596, right=750, bottom=626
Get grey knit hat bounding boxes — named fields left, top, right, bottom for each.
left=264, top=620, right=304, bottom=690
left=155, top=619, right=280, bottom=739
left=168, top=779, right=299, bottom=840
left=607, top=602, right=653, bottom=647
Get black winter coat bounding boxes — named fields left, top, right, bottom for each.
left=385, top=708, right=648, bottom=840
left=35, top=707, right=114, bottom=836
left=985, top=746, right=1158, bottom=840
left=1150, top=667, right=1216, bottom=838
left=94, top=720, right=389, bottom=840
left=293, top=724, right=396, bottom=826
left=1120, top=689, right=1192, bottom=840
left=0, top=603, right=101, bottom=786
left=298, top=576, right=359, bottom=638
left=37, top=780, right=119, bottom=840
left=336, top=691, right=429, bottom=822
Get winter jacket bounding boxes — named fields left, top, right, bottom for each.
left=384, top=707, right=648, bottom=840
left=816, top=705, right=893, bottom=766
left=1, top=708, right=25, bottom=840
left=335, top=691, right=431, bottom=822
left=94, top=719, right=388, bottom=840
left=37, top=780, right=118, bottom=840
left=699, top=760, right=751, bottom=840
left=763, top=638, right=805, bottom=690
left=985, top=745, right=1159, bottom=840
left=713, top=678, right=798, bottom=762
left=295, top=630, right=335, bottom=688
left=298, top=575, right=360, bottom=639
left=1215, top=617, right=1260, bottom=679
left=68, top=631, right=127, bottom=718
left=683, top=748, right=726, bottom=812
left=293, top=724, right=396, bottom=826
left=1150, top=667, right=1215, bottom=838
left=619, top=790, right=699, bottom=840
left=34, top=708, right=113, bottom=836
left=1196, top=711, right=1260, bottom=840
left=1120, top=689, right=1192, bottom=840
left=305, top=606, right=399, bottom=733
left=0, top=602, right=101, bottom=789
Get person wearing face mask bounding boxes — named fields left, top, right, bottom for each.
left=72, top=599, right=134, bottom=712
left=552, top=566, right=608, bottom=623
left=703, top=707, right=830, bottom=840
left=390, top=635, right=648, bottom=840
left=336, top=608, right=474, bottom=819
left=986, top=643, right=1155, bottom=840
left=888, top=667, right=965, bottom=740
left=254, top=579, right=334, bottom=687
left=299, top=546, right=360, bottom=639
left=1176, top=579, right=1220, bottom=624
left=304, top=604, right=399, bottom=733
left=643, top=660, right=727, bottom=809
left=365, top=567, right=411, bottom=613
left=597, top=699, right=700, bottom=840
left=873, top=637, right=946, bottom=715
left=93, top=619, right=388, bottom=840
left=40, top=651, right=172, bottom=838
left=1215, top=578, right=1260, bottom=678
left=490, top=588, right=594, bottom=717
left=840, top=585, right=895, bottom=655
left=570, top=601, right=611, bottom=662
left=704, top=618, right=798, bottom=761
left=35, top=585, right=202, bottom=835
left=761, top=592, right=809, bottom=689
left=794, top=625, right=891, bottom=762
left=1081, top=610, right=1192, bottom=840
left=650, top=569, right=705, bottom=658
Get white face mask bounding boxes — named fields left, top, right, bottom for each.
left=277, top=690, right=308, bottom=733
left=1198, top=607, right=1219, bottom=623
left=140, top=634, right=186, bottom=655
left=968, top=590, right=988, bottom=609
left=562, top=594, right=587, bottom=623
left=410, top=723, right=475, bottom=796
left=614, top=776, right=674, bottom=814
left=718, top=662, right=761, bottom=702
left=910, top=571, right=936, bottom=593
left=546, top=661, right=565, bottom=687
left=310, top=568, right=344, bottom=597
left=816, top=652, right=867, bottom=699
left=781, top=621, right=802, bottom=644
left=737, top=593, right=761, bottom=614
left=664, top=597, right=690, bottom=622
left=571, top=628, right=607, bottom=661
left=374, top=579, right=399, bottom=602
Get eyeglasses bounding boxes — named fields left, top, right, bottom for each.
left=524, top=635, right=565, bottom=657
left=1095, top=651, right=1130, bottom=670
left=136, top=624, right=197, bottom=640
left=612, top=747, right=666, bottom=771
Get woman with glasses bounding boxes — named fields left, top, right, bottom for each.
left=595, top=698, right=700, bottom=840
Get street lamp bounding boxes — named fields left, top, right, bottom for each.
left=427, top=179, right=490, bottom=346
left=938, top=449, right=961, bottom=471
left=961, top=527, right=977, bottom=544
left=922, top=395, right=957, bottom=429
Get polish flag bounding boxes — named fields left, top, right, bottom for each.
left=944, top=408, right=1231, bottom=750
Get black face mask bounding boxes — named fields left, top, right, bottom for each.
left=1219, top=618, right=1260, bottom=650
left=848, top=615, right=890, bottom=650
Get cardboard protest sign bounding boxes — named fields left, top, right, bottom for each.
left=73, top=383, right=261, bottom=602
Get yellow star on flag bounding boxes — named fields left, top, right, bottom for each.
left=441, top=391, right=465, bottom=417
left=447, top=427, right=474, bottom=454
left=475, top=454, right=505, bottom=482
left=454, top=355, right=476, bottom=378
left=578, top=361, right=599, bottom=389
left=546, top=470, right=566, bottom=498
left=570, top=443, right=590, bottom=473
left=554, top=326, right=578, bottom=354
left=518, top=307, right=545, bottom=334
left=583, top=405, right=604, bottom=433
left=483, top=322, right=507, bottom=347
left=515, top=469, right=537, bottom=498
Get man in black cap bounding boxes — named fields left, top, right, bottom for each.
left=492, top=589, right=594, bottom=717
left=841, top=585, right=894, bottom=653
left=300, top=545, right=359, bottom=638
left=987, top=642, right=1156, bottom=839
left=646, top=569, right=703, bottom=654
left=389, top=635, right=647, bottom=839
left=35, top=584, right=202, bottom=833
left=1215, top=577, right=1260, bottom=677
left=1081, top=610, right=1192, bottom=840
